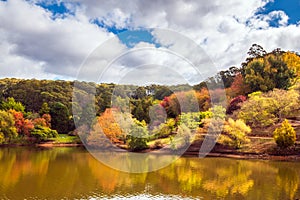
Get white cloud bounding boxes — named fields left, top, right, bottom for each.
left=0, top=0, right=116, bottom=79
left=1, top=0, right=300, bottom=85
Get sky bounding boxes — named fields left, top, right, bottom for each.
left=0, top=0, right=300, bottom=85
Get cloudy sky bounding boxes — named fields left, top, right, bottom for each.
left=0, top=0, right=300, bottom=85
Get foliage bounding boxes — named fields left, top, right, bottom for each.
left=0, top=110, right=18, bottom=142
left=238, top=89, right=300, bottom=127
left=218, top=67, right=241, bottom=88
left=146, top=84, right=173, bottom=100
left=243, top=51, right=295, bottom=93
left=247, top=44, right=267, bottom=58
left=0, top=97, right=25, bottom=113
left=126, top=119, right=149, bottom=151
left=171, top=124, right=192, bottom=149
left=0, top=132, right=4, bottom=144
left=42, top=114, right=51, bottom=127
left=30, top=125, right=58, bottom=141
left=131, top=97, right=152, bottom=123
left=50, top=102, right=71, bottom=134
left=9, top=110, right=34, bottom=136
left=209, top=105, right=226, bottom=120
left=273, top=119, right=296, bottom=148
left=226, top=95, right=247, bottom=114
left=227, top=73, right=250, bottom=97
left=39, top=102, right=50, bottom=115
left=282, top=51, right=300, bottom=78
left=179, top=111, right=212, bottom=129
left=22, top=119, right=34, bottom=136
left=219, top=118, right=251, bottom=149
left=96, top=108, right=124, bottom=143
left=152, top=118, right=176, bottom=138
left=160, top=89, right=210, bottom=118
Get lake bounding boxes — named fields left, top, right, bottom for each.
left=0, top=147, right=299, bottom=199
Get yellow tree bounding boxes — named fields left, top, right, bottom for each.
left=282, top=51, right=300, bottom=79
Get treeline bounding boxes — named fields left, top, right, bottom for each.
left=1, top=44, right=300, bottom=149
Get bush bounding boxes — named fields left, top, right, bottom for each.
left=179, top=111, right=212, bottom=129
left=126, top=119, right=149, bottom=151
left=226, top=95, right=247, bottom=114
left=152, top=118, right=176, bottom=138
left=31, top=125, right=58, bottom=141
left=273, top=119, right=296, bottom=148
left=219, top=118, right=251, bottom=149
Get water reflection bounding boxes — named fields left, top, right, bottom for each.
left=0, top=147, right=299, bottom=199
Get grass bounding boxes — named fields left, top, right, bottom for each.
left=50, top=134, right=81, bottom=144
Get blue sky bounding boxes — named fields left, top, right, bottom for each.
left=258, top=0, right=300, bottom=25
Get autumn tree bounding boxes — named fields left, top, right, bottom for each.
left=160, top=90, right=209, bottom=118
left=282, top=51, right=300, bottom=81
left=227, top=73, right=250, bottom=97
left=96, top=108, right=124, bottom=143
left=238, top=89, right=300, bottom=127
left=0, top=110, right=18, bottom=143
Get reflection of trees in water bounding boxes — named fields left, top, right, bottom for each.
left=87, top=155, right=148, bottom=195
left=202, top=160, right=254, bottom=198
left=276, top=165, right=299, bottom=200
left=1, top=148, right=300, bottom=199
left=0, top=148, right=58, bottom=189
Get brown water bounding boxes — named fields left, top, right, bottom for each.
left=0, top=147, right=299, bottom=200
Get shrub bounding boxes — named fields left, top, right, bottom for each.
left=31, top=125, right=58, bottom=141
left=126, top=119, right=149, bottom=151
left=273, top=119, right=296, bottom=148
left=226, top=95, right=247, bottom=114
left=219, top=118, right=251, bottom=149
left=152, top=118, right=176, bottom=138
left=179, top=111, right=212, bottom=129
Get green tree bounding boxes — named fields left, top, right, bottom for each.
left=0, top=110, right=18, bottom=143
left=50, top=102, right=70, bottom=134
left=0, top=97, right=25, bottom=113
left=39, top=102, right=50, bottom=115
left=126, top=119, right=149, bottom=151
left=243, top=54, right=295, bottom=93
left=273, top=119, right=296, bottom=148
left=131, top=98, right=152, bottom=123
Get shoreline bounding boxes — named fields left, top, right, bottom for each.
left=183, top=151, right=300, bottom=161
left=1, top=142, right=300, bottom=161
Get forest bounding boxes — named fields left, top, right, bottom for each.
left=1, top=44, right=300, bottom=154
